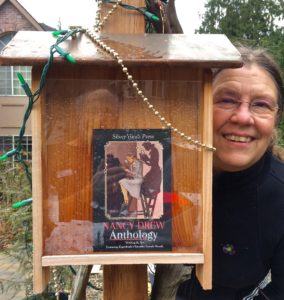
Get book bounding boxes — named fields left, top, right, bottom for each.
left=92, top=129, right=172, bottom=252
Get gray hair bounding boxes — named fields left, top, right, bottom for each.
left=214, top=46, right=284, bottom=123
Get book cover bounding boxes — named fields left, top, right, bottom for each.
left=92, top=129, right=172, bottom=252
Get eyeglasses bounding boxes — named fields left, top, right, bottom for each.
left=214, top=98, right=279, bottom=119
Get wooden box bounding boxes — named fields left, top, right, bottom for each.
left=0, top=31, right=241, bottom=293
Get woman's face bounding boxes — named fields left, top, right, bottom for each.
left=126, top=155, right=134, bottom=163
left=213, top=64, right=278, bottom=172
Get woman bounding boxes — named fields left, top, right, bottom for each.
left=140, top=142, right=162, bottom=194
left=119, top=153, right=143, bottom=205
left=177, top=47, right=284, bottom=299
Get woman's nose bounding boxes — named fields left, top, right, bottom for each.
left=229, top=102, right=255, bottom=125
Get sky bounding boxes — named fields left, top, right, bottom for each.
left=17, top=0, right=206, bottom=33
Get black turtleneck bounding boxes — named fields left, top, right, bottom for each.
left=177, top=151, right=284, bottom=299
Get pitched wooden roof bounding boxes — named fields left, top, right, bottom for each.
left=0, top=31, right=242, bottom=68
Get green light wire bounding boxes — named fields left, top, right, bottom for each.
left=103, top=0, right=160, bottom=22
left=1, top=28, right=84, bottom=191
left=12, top=198, right=33, bottom=209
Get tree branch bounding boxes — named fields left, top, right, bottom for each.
left=151, top=264, right=193, bottom=300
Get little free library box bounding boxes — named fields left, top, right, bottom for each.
left=0, top=31, right=242, bottom=294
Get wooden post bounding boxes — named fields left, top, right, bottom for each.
left=101, top=0, right=145, bottom=34
left=104, top=265, right=148, bottom=300
left=101, top=1, right=149, bottom=299
left=196, top=69, right=213, bottom=289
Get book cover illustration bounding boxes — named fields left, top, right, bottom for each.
left=92, top=129, right=172, bottom=252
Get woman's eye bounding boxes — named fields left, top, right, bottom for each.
left=215, top=98, right=238, bottom=107
left=220, top=98, right=236, bottom=104
left=252, top=100, right=273, bottom=110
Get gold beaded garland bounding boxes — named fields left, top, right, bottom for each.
left=94, top=0, right=121, bottom=32
left=85, top=1, right=216, bottom=152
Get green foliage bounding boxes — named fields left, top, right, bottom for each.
left=197, top=0, right=284, bottom=70
left=0, top=161, right=31, bottom=249
left=0, top=160, right=33, bottom=296
left=0, top=160, right=73, bottom=298
left=278, top=119, right=284, bottom=146
left=23, top=287, right=56, bottom=300
left=0, top=161, right=31, bottom=205
left=198, top=0, right=283, bottom=35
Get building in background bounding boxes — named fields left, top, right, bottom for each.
left=0, top=0, right=54, bottom=159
